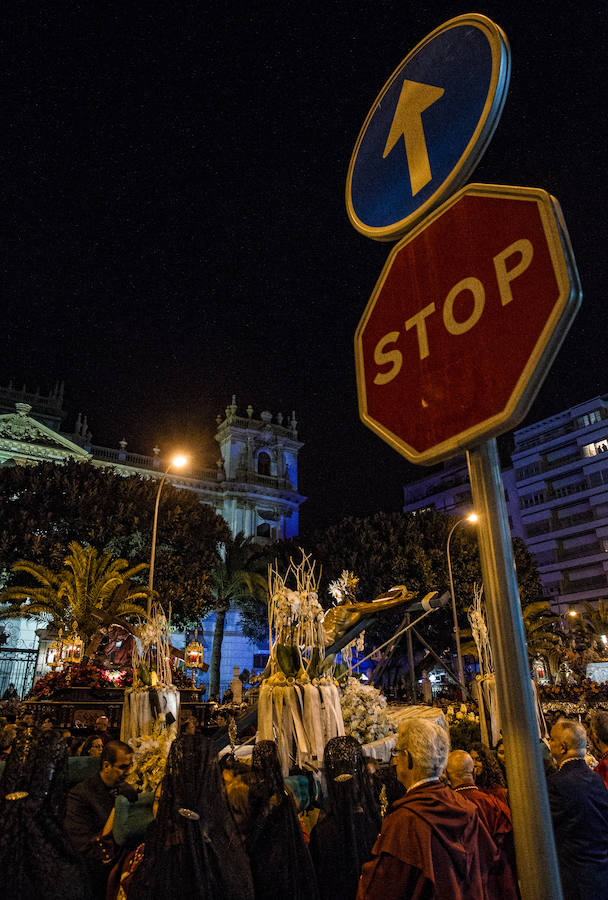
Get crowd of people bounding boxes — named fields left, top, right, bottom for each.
left=1, top=709, right=608, bottom=899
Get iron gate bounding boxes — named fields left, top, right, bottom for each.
left=0, top=647, right=38, bottom=700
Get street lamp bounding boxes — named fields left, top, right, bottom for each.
left=148, top=454, right=188, bottom=616
left=447, top=512, right=478, bottom=696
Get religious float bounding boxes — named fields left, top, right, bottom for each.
left=19, top=544, right=451, bottom=783
left=217, top=552, right=449, bottom=770
left=20, top=603, right=210, bottom=736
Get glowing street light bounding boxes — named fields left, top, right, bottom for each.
left=148, top=454, right=188, bottom=616
left=447, top=512, right=478, bottom=696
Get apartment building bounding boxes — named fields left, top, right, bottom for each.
left=403, top=395, right=608, bottom=612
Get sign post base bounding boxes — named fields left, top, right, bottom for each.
left=467, top=437, right=563, bottom=900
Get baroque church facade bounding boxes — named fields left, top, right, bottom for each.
left=0, top=384, right=306, bottom=543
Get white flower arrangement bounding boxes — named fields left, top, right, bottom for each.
left=126, top=718, right=174, bottom=793
left=444, top=704, right=480, bottom=726
left=340, top=677, right=395, bottom=745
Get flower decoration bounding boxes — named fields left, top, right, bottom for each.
left=538, top=679, right=608, bottom=710
left=28, top=664, right=133, bottom=699
left=444, top=702, right=481, bottom=749
left=126, top=718, right=174, bottom=793
left=340, top=677, right=394, bottom=745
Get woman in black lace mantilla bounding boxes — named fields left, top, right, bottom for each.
left=0, top=726, right=90, bottom=899
left=310, top=735, right=381, bottom=900
left=247, top=739, right=319, bottom=900
left=128, top=733, right=254, bottom=900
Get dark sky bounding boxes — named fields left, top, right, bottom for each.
left=4, top=2, right=607, bottom=534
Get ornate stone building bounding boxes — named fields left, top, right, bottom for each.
left=0, top=384, right=306, bottom=543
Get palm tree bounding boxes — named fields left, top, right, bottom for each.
left=0, top=541, right=149, bottom=652
left=207, top=534, right=269, bottom=698
left=459, top=598, right=565, bottom=682
left=521, top=600, right=565, bottom=682
left=572, top=599, right=608, bottom=647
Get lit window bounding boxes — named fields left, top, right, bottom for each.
left=583, top=438, right=608, bottom=457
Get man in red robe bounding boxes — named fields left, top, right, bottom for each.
left=357, top=720, right=497, bottom=900
left=447, top=749, right=519, bottom=899
left=589, top=710, right=608, bottom=790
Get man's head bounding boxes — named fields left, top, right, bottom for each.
left=95, top=715, right=109, bottom=733
left=495, top=739, right=505, bottom=768
left=100, top=739, right=133, bottom=787
left=590, top=710, right=608, bottom=753
left=549, top=719, right=586, bottom=766
left=392, top=718, right=449, bottom=790
left=446, top=749, right=475, bottom=788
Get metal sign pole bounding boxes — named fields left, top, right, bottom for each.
left=467, top=438, right=562, bottom=900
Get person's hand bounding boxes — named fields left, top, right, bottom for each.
left=102, top=808, right=115, bottom=837
left=117, top=782, right=138, bottom=803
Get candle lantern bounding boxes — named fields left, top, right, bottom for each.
left=184, top=629, right=205, bottom=688
left=46, top=629, right=64, bottom=669
left=64, top=626, right=84, bottom=664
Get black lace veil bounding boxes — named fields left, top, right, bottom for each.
left=323, top=735, right=379, bottom=818
left=251, top=738, right=287, bottom=800
left=0, top=727, right=90, bottom=899
left=128, top=733, right=254, bottom=900
left=309, top=736, right=381, bottom=900
left=247, top=740, right=319, bottom=900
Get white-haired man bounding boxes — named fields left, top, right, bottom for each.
left=357, top=719, right=497, bottom=900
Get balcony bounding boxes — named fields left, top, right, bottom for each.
left=515, top=421, right=577, bottom=451
left=561, top=573, right=608, bottom=594
left=525, top=508, right=597, bottom=539
left=516, top=451, right=582, bottom=483
left=519, top=480, right=591, bottom=511
left=559, top=542, right=603, bottom=562
left=534, top=543, right=604, bottom=568
left=554, top=509, right=596, bottom=530
left=526, top=520, right=553, bottom=538
left=89, top=445, right=219, bottom=482
left=233, top=469, right=294, bottom=491
left=542, top=451, right=582, bottom=473
left=218, top=414, right=295, bottom=439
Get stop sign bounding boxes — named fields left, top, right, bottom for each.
left=355, top=183, right=581, bottom=465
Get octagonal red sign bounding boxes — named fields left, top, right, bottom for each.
left=355, top=183, right=581, bottom=465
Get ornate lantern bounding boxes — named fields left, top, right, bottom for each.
left=46, top=629, right=64, bottom=669
left=60, top=629, right=73, bottom=663
left=184, top=629, right=205, bottom=688
left=64, top=626, right=84, bottom=664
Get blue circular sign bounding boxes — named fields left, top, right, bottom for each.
left=346, top=15, right=510, bottom=241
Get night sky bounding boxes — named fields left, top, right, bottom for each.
left=4, top=2, right=607, bottom=534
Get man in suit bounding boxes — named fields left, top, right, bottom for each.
left=547, top=719, right=608, bottom=900
left=65, top=739, right=134, bottom=899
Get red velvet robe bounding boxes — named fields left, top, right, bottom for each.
left=357, top=782, right=498, bottom=900
left=594, top=751, right=608, bottom=791
left=453, top=785, right=519, bottom=899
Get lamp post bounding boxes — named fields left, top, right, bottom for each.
left=447, top=512, right=478, bottom=697
left=148, top=454, right=188, bottom=616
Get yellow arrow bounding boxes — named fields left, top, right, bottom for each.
left=383, top=79, right=445, bottom=196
